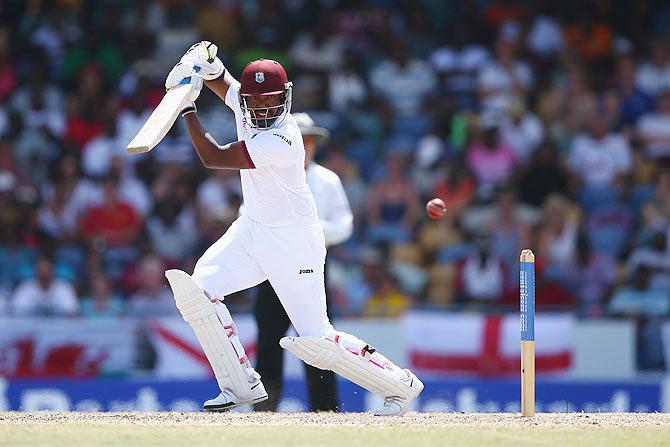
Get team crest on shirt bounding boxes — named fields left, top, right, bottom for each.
left=255, top=72, right=265, bottom=83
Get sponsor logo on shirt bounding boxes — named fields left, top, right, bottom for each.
left=299, top=269, right=314, bottom=274
left=272, top=133, right=292, bottom=146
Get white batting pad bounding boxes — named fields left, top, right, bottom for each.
left=280, top=332, right=415, bottom=399
left=165, top=269, right=252, bottom=398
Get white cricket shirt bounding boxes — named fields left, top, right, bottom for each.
left=225, top=82, right=318, bottom=226
left=306, top=163, right=353, bottom=246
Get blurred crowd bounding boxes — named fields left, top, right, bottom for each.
left=0, top=0, right=669, bottom=366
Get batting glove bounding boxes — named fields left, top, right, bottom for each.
left=165, top=61, right=203, bottom=103
left=180, top=41, right=225, bottom=81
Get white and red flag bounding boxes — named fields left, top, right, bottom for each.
left=406, top=311, right=574, bottom=375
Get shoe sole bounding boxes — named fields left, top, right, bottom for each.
left=203, top=394, right=269, bottom=412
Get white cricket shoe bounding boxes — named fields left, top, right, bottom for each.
left=373, top=370, right=424, bottom=416
left=203, top=380, right=268, bottom=412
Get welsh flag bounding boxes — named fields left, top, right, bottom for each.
left=406, top=311, right=574, bottom=375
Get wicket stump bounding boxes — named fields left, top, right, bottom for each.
left=520, top=249, right=535, bottom=417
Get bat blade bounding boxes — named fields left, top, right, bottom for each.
left=126, top=83, right=194, bottom=154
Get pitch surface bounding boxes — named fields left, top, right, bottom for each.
left=3, top=412, right=669, bottom=447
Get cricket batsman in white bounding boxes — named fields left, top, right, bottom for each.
left=163, top=41, right=423, bottom=416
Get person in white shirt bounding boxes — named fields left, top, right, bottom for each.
left=11, top=256, right=78, bottom=316
left=160, top=41, right=423, bottom=415
left=368, top=41, right=436, bottom=117
left=526, top=13, right=564, bottom=57
left=500, top=97, right=545, bottom=162
left=568, top=114, right=632, bottom=189
left=254, top=112, right=352, bottom=412
left=478, top=36, right=533, bottom=113
left=636, top=89, right=670, bottom=159
left=636, top=40, right=670, bottom=96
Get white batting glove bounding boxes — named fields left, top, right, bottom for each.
left=180, top=41, right=225, bottom=80
left=165, top=61, right=203, bottom=103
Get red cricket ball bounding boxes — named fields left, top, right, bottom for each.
left=426, top=198, right=447, bottom=219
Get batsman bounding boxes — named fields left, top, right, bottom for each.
left=163, top=41, right=423, bottom=416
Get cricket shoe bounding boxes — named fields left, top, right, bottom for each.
left=203, top=380, right=268, bottom=412
left=373, top=369, right=424, bottom=416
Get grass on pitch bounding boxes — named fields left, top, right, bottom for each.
left=4, top=423, right=670, bottom=447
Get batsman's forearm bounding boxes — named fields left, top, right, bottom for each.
left=205, top=69, right=237, bottom=102
left=183, top=113, right=252, bottom=169
left=183, top=113, right=222, bottom=167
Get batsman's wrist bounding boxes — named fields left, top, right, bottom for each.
left=181, top=103, right=197, bottom=117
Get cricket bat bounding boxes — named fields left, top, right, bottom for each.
left=126, top=78, right=194, bottom=154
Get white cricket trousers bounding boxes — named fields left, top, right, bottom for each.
left=192, top=214, right=334, bottom=338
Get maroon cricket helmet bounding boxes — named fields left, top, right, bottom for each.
left=239, top=59, right=293, bottom=129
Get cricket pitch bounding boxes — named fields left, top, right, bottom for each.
left=2, top=412, right=669, bottom=447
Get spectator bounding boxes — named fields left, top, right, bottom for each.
left=457, top=232, right=505, bottom=304
left=108, top=156, right=152, bottom=217
left=626, top=231, right=670, bottom=294
left=517, top=139, right=569, bottom=207
left=328, top=51, right=367, bottom=113
left=41, top=153, right=100, bottom=221
left=127, top=255, right=176, bottom=316
left=537, top=195, right=579, bottom=270
left=640, top=171, right=670, bottom=232
left=488, top=187, right=531, bottom=284
left=79, top=176, right=142, bottom=248
left=64, top=96, right=103, bottom=150
left=147, top=198, right=198, bottom=263
left=466, top=112, right=518, bottom=199
left=537, top=63, right=597, bottom=147
left=526, top=8, right=564, bottom=58
left=12, top=256, right=79, bottom=316
left=499, top=97, right=544, bottom=162
left=477, top=34, right=533, bottom=113
left=289, top=17, right=345, bottom=73
left=608, top=265, right=670, bottom=317
left=80, top=271, right=124, bottom=318
left=11, top=75, right=65, bottom=138
left=616, top=56, right=655, bottom=127
left=9, top=111, right=60, bottom=185
left=9, top=67, right=64, bottom=126
left=369, top=40, right=436, bottom=117
left=608, top=264, right=669, bottom=371
left=362, top=272, right=410, bottom=318
left=366, top=152, right=420, bottom=244
left=429, top=25, right=490, bottom=110
left=559, top=233, right=616, bottom=315
left=568, top=113, right=631, bottom=208
left=636, top=89, right=670, bottom=159
left=433, top=158, right=476, bottom=217
left=37, top=181, right=77, bottom=240
left=636, top=40, right=670, bottom=96
left=82, top=107, right=124, bottom=178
